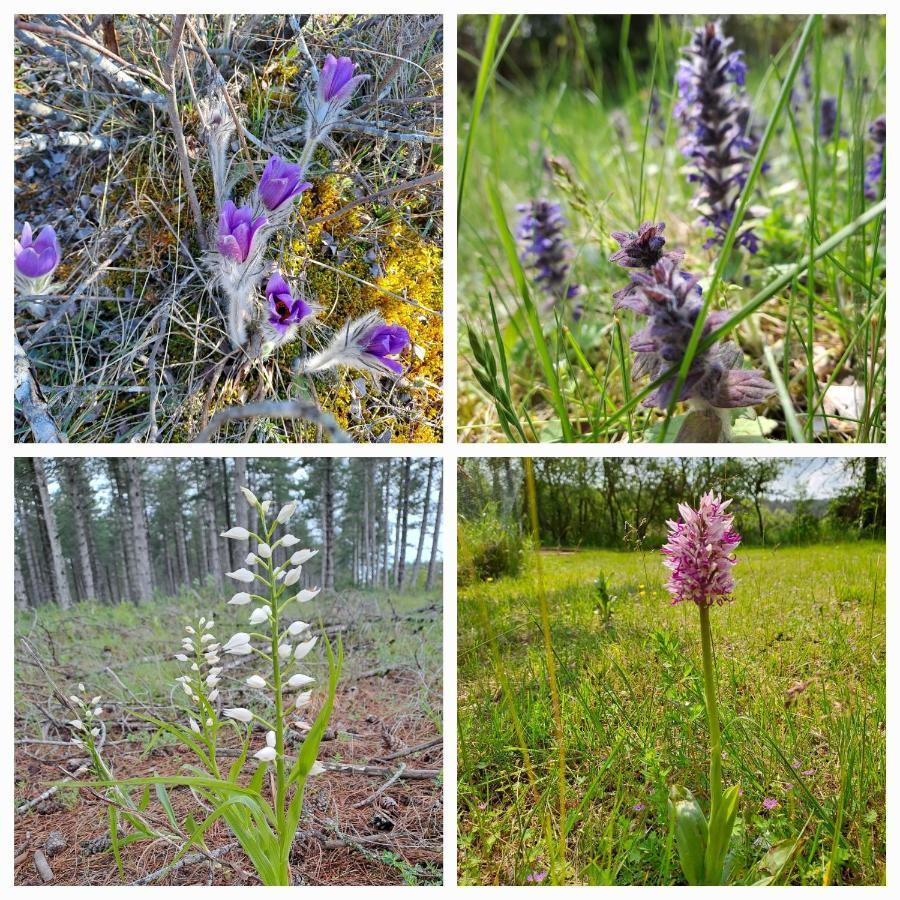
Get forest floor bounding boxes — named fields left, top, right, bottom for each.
left=457, top=543, right=885, bottom=885
left=14, top=14, right=443, bottom=443
left=14, top=585, right=442, bottom=885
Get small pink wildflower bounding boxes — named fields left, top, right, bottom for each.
left=762, top=797, right=779, bottom=811
left=526, top=870, right=548, bottom=884
left=661, top=492, right=741, bottom=607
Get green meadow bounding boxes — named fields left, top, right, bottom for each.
left=457, top=543, right=885, bottom=885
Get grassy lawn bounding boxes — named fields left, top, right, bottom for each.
left=457, top=543, right=885, bottom=885
left=15, top=585, right=442, bottom=885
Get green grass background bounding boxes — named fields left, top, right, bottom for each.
left=457, top=543, right=885, bottom=884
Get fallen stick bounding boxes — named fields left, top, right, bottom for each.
left=192, top=399, right=350, bottom=443
left=323, top=762, right=440, bottom=781
left=351, top=762, right=406, bottom=808
left=15, top=131, right=119, bottom=159
left=131, top=842, right=238, bottom=886
left=376, top=736, right=442, bottom=761
left=14, top=334, right=64, bottom=443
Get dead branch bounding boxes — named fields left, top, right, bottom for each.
left=163, top=15, right=206, bottom=251
left=15, top=131, right=119, bottom=159
left=192, top=399, right=350, bottom=443
left=14, top=334, right=64, bottom=442
left=351, top=762, right=406, bottom=808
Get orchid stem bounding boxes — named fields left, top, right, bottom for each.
left=698, top=604, right=723, bottom=819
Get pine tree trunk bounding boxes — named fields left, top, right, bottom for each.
left=232, top=457, right=251, bottom=567
left=32, top=458, right=72, bottom=610
left=109, top=460, right=138, bottom=600
left=124, top=458, right=153, bottom=602
left=321, top=459, right=335, bottom=592
left=15, top=550, right=29, bottom=609
left=396, top=458, right=411, bottom=589
left=409, top=459, right=434, bottom=592
left=17, top=494, right=45, bottom=605
left=381, top=459, right=392, bottom=588
left=60, top=458, right=97, bottom=601
left=204, top=459, right=222, bottom=585
left=425, top=466, right=443, bottom=591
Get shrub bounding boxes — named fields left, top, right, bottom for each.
left=458, top=504, right=529, bottom=585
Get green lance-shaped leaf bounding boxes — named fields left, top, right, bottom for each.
left=669, top=784, right=708, bottom=886
left=704, top=783, right=741, bottom=886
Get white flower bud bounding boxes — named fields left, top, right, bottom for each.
left=223, top=707, right=253, bottom=723
left=175, top=653, right=189, bottom=662
left=199, top=617, right=206, bottom=626
left=308, top=760, right=326, bottom=776
left=91, top=728, right=100, bottom=737
left=190, top=663, right=199, bottom=671
left=205, top=653, right=220, bottom=664
left=254, top=746, right=277, bottom=762
left=276, top=501, right=298, bottom=524
left=69, top=695, right=80, bottom=705
left=295, top=691, right=312, bottom=708
left=260, top=500, right=272, bottom=514
left=93, top=707, right=103, bottom=716
left=229, top=592, right=252, bottom=605
left=240, top=487, right=258, bottom=508
left=266, top=730, right=276, bottom=748
left=78, top=683, right=85, bottom=692
left=189, top=718, right=200, bottom=733
left=68, top=719, right=84, bottom=731
left=287, top=673, right=315, bottom=688
left=257, top=542, right=272, bottom=559
left=209, top=667, right=223, bottom=678
left=284, top=568, right=302, bottom=587
left=281, top=535, right=300, bottom=547
left=278, top=643, right=292, bottom=659
left=226, top=568, right=255, bottom=583
left=290, top=549, right=318, bottom=566
left=185, top=626, right=195, bottom=635
left=294, top=587, right=321, bottom=603
left=223, top=632, right=251, bottom=651
left=249, top=607, right=268, bottom=625
left=288, top=620, right=311, bottom=637
left=228, top=643, right=253, bottom=655
left=245, top=553, right=259, bottom=566
left=221, top=527, right=251, bottom=540
left=201, top=633, right=215, bottom=643
left=294, top=637, right=318, bottom=660
left=206, top=718, right=213, bottom=727
left=246, top=675, right=266, bottom=689
left=208, top=689, right=219, bottom=702
left=91, top=696, right=101, bottom=705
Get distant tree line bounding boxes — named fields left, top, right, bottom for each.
left=458, top=457, right=884, bottom=551
left=15, top=457, right=443, bottom=609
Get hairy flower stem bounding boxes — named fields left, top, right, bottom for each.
left=698, top=605, right=723, bottom=820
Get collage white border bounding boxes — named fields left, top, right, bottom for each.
left=3, top=1, right=894, bottom=894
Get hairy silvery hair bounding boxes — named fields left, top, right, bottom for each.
left=198, top=92, right=236, bottom=209
left=300, top=311, right=407, bottom=378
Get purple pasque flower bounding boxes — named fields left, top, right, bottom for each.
left=865, top=114, right=886, bottom=201
left=217, top=201, right=267, bottom=263
left=257, top=155, right=311, bottom=213
left=613, top=252, right=773, bottom=411
left=318, top=54, right=368, bottom=106
left=661, top=492, right=741, bottom=607
left=517, top=199, right=581, bottom=305
left=362, top=323, right=410, bottom=374
left=676, top=21, right=760, bottom=253
left=266, top=272, right=312, bottom=334
left=14, top=222, right=61, bottom=279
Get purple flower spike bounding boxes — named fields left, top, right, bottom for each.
left=661, top=492, right=741, bottom=607
left=865, top=115, right=886, bottom=201
left=819, top=96, right=839, bottom=142
left=610, top=222, right=681, bottom=269
left=517, top=199, right=580, bottom=305
left=611, top=245, right=773, bottom=412
left=217, top=201, right=266, bottom=263
left=676, top=21, right=761, bottom=252
left=266, top=272, right=312, bottom=334
left=14, top=223, right=61, bottom=279
left=258, top=155, right=312, bottom=212
left=363, top=323, right=410, bottom=374
left=318, top=54, right=368, bottom=105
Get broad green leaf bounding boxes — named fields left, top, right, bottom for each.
left=155, top=783, right=179, bottom=832
left=705, top=784, right=741, bottom=885
left=669, top=784, right=707, bottom=886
